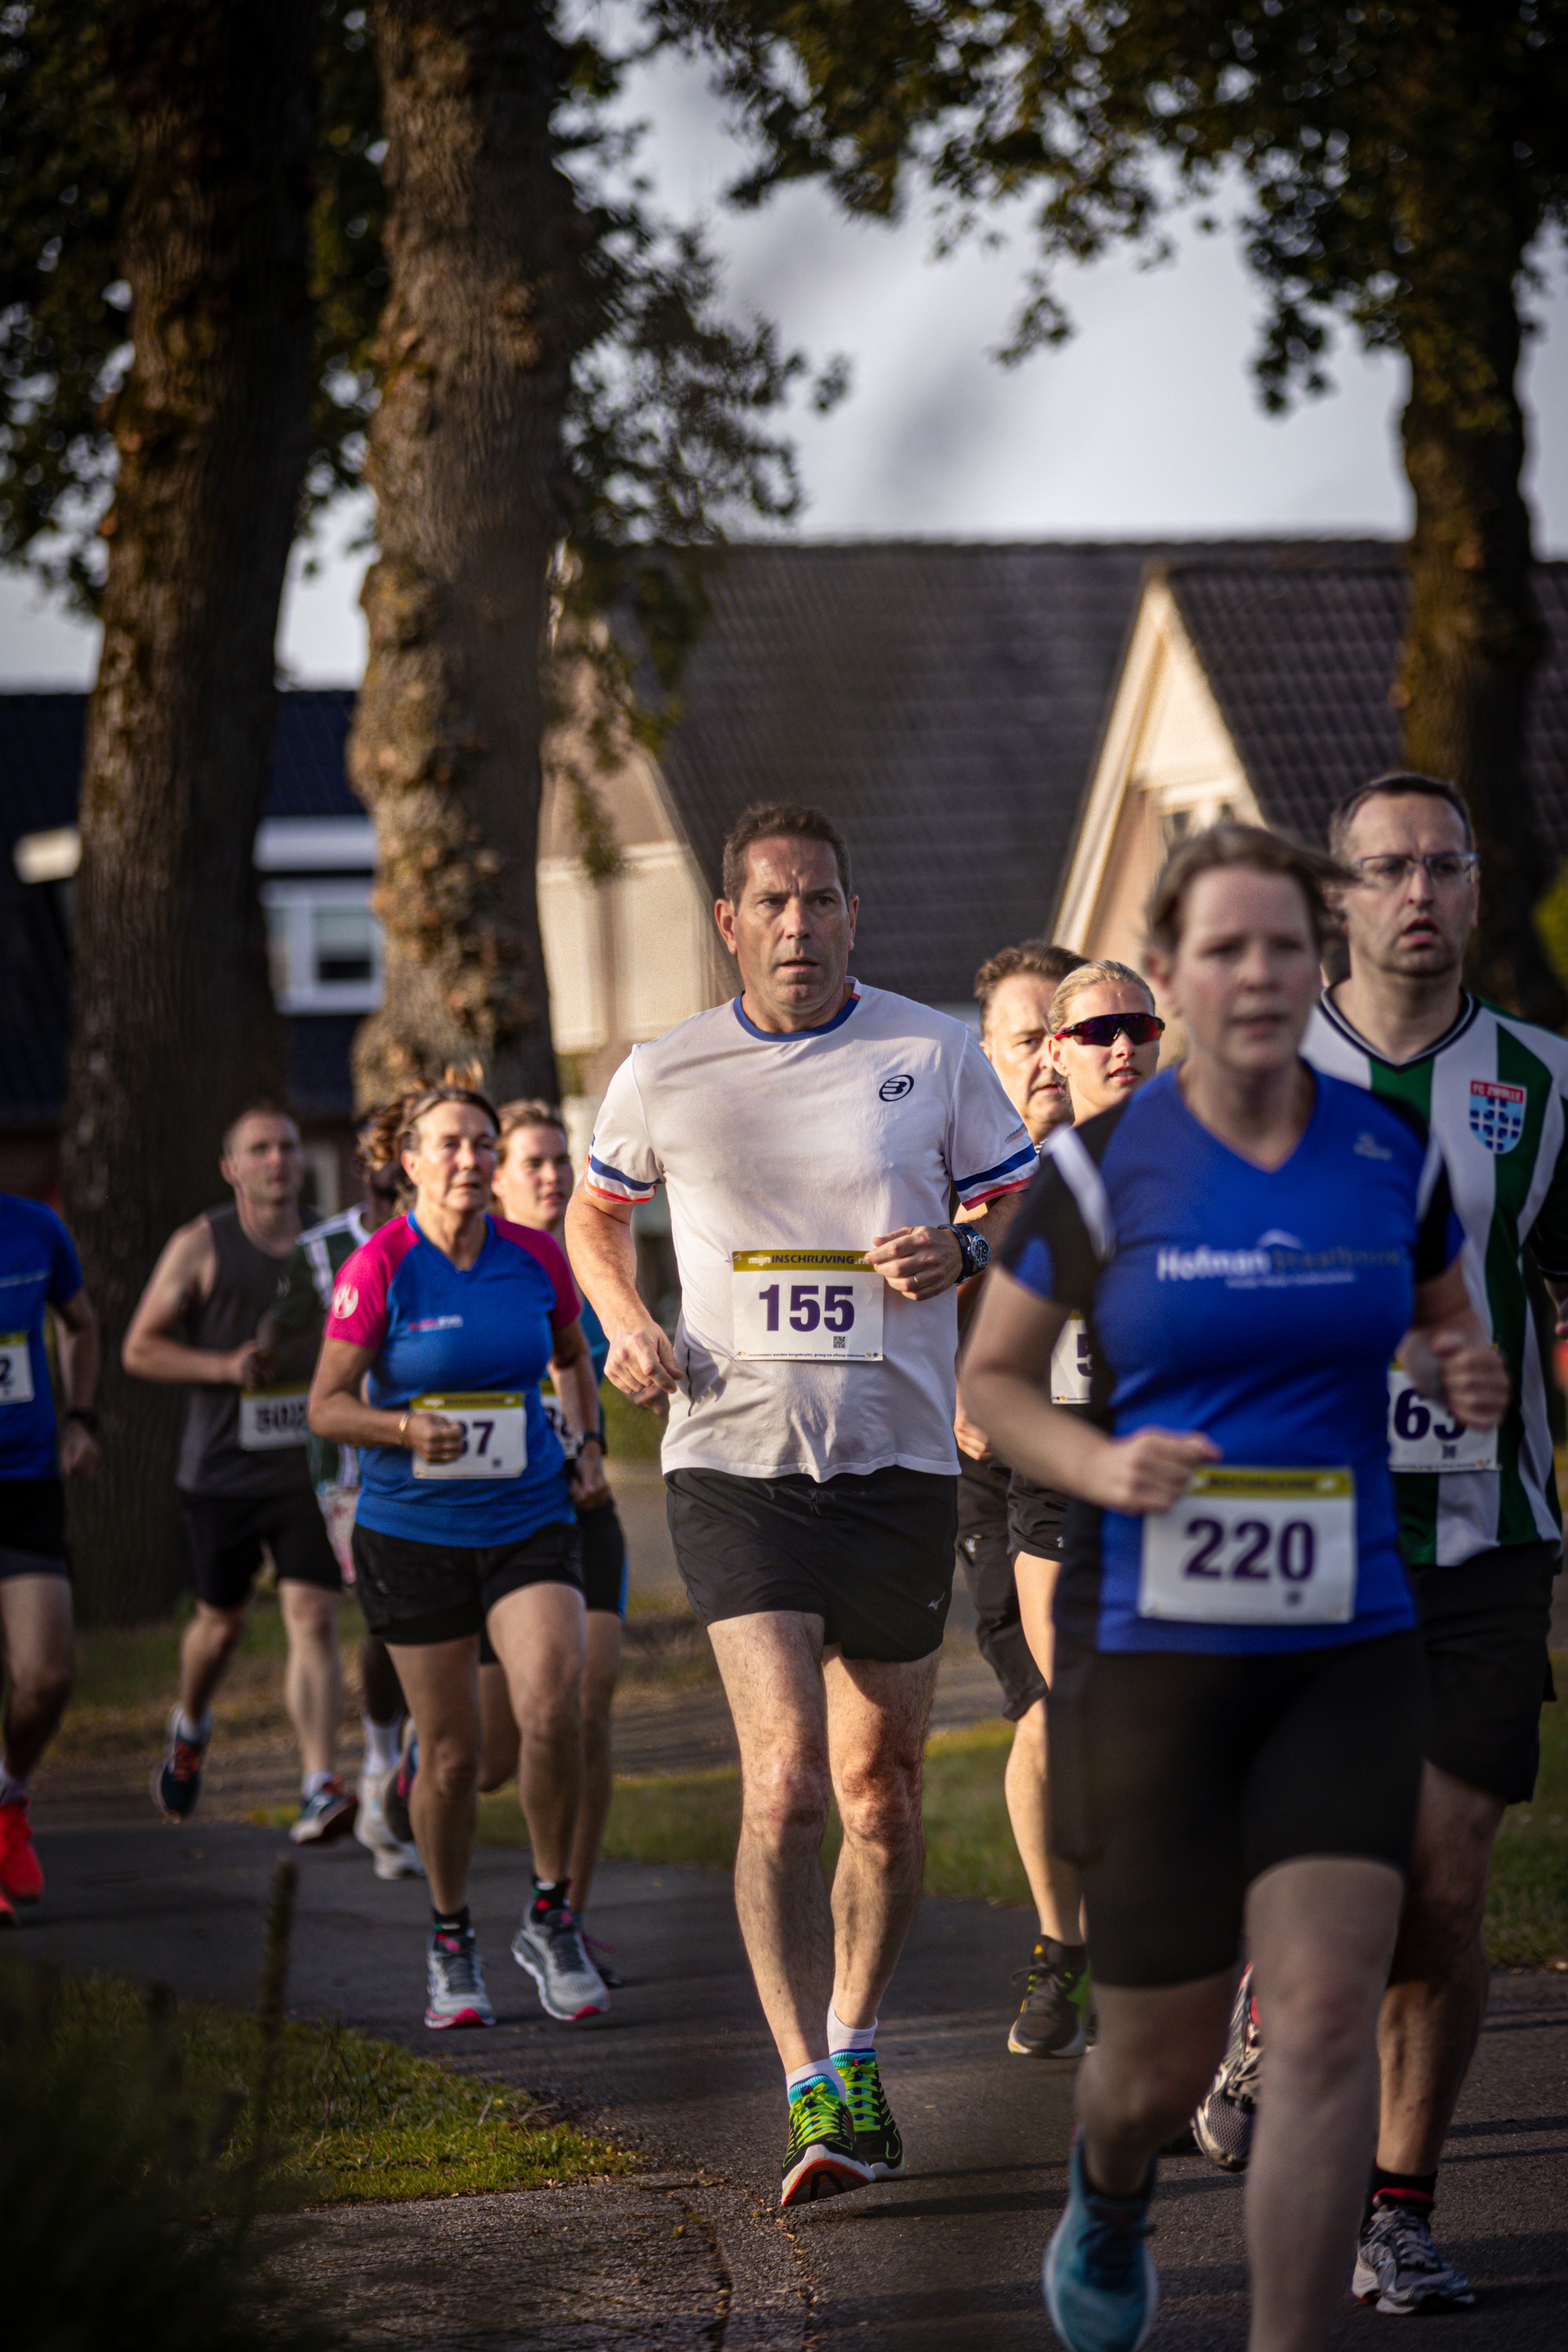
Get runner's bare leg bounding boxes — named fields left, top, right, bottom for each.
left=823, top=1647, right=940, bottom=2027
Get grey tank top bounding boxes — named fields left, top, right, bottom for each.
left=176, top=1203, right=310, bottom=1500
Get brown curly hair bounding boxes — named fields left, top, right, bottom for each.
left=361, top=1064, right=500, bottom=1172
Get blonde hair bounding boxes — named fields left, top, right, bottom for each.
left=1047, top=959, right=1155, bottom=1034
left=497, top=1098, right=568, bottom=1146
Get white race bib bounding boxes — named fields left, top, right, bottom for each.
left=1051, top=1316, right=1093, bottom=1406
left=0, top=1334, right=34, bottom=1406
left=732, top=1250, right=884, bottom=1362
left=1386, top=1366, right=1497, bottom=1475
left=1139, top=1467, right=1356, bottom=1627
left=410, top=1392, right=527, bottom=1480
left=238, top=1386, right=309, bottom=1451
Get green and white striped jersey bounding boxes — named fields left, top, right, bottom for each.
left=1304, top=993, right=1568, bottom=1568
left=271, top=1206, right=370, bottom=1493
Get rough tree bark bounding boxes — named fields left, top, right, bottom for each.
left=59, top=4, right=318, bottom=1621
left=349, top=0, right=579, bottom=1109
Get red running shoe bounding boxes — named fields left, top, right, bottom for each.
left=0, top=1796, right=43, bottom=1904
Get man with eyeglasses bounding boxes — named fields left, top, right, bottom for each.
left=263, top=1111, right=422, bottom=1879
left=1197, top=771, right=1566, bottom=2317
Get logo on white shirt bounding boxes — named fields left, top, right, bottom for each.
left=879, top=1074, right=914, bottom=1101
left=331, top=1281, right=358, bottom=1319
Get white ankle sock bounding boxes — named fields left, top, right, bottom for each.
left=0, top=1766, right=27, bottom=1806
left=303, top=1769, right=333, bottom=1801
left=362, top=1715, right=401, bottom=1775
left=827, top=2002, right=878, bottom=2054
left=786, top=2059, right=845, bottom=2100
left=175, top=1710, right=211, bottom=1745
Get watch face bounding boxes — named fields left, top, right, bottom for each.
left=971, top=1232, right=992, bottom=1269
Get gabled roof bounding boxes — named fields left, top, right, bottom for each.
left=1164, top=553, right=1568, bottom=854
left=655, top=538, right=1391, bottom=1006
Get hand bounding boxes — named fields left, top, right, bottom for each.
left=226, top=1338, right=267, bottom=1388
left=953, top=1400, right=993, bottom=1463
left=605, top=1321, right=680, bottom=1405
left=58, top=1420, right=100, bottom=1479
left=570, top=1439, right=609, bottom=1508
left=1091, top=1428, right=1221, bottom=1515
left=401, top=1410, right=463, bottom=1464
left=1431, top=1329, right=1510, bottom=1430
left=866, top=1225, right=963, bottom=1303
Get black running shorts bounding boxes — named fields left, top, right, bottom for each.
left=353, top=1515, right=583, bottom=1647
left=0, top=1477, right=69, bottom=1581
left=477, top=1497, right=624, bottom=1666
left=178, top=1487, right=342, bottom=1611
left=1048, top=1631, right=1428, bottom=1988
left=1410, top=1541, right=1558, bottom=1804
left=956, top=1454, right=1047, bottom=1719
left=1006, top=1468, right=1069, bottom=1565
left=666, top=1465, right=956, bottom=1662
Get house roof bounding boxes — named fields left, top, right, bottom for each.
left=652, top=538, right=1399, bottom=1007
left=1163, top=552, right=1568, bottom=854
left=0, top=690, right=361, bottom=1127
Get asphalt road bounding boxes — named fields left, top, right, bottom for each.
left=18, top=1794, right=1568, bottom=2351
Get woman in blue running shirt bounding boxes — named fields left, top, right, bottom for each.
left=310, top=1076, right=612, bottom=2036
left=960, top=826, right=1507, bottom=2352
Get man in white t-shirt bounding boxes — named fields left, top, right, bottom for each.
left=566, top=803, right=1035, bottom=2208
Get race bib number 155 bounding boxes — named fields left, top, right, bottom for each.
left=732, top=1250, right=884, bottom=1362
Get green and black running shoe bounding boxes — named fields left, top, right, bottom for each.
left=834, top=2048, right=905, bottom=2180
left=1009, top=1937, right=1094, bottom=2058
left=779, top=2075, right=874, bottom=2208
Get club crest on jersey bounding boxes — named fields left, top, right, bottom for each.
left=878, top=1074, right=914, bottom=1102
left=332, top=1279, right=358, bottom=1319
left=1468, top=1078, right=1526, bottom=1154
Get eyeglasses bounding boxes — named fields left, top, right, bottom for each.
left=1348, top=852, right=1479, bottom=890
left=1054, top=1012, right=1165, bottom=1048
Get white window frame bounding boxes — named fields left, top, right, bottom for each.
left=260, top=879, right=383, bottom=1013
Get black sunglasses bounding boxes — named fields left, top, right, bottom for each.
left=1054, top=1012, right=1165, bottom=1048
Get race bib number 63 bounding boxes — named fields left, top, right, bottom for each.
left=1139, top=1466, right=1356, bottom=1626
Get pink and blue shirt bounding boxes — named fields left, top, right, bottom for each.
left=325, top=1214, right=581, bottom=1545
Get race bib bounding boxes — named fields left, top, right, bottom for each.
left=238, top=1386, right=309, bottom=1451
left=1139, top=1466, right=1356, bottom=1627
left=732, top=1250, right=884, bottom=1362
left=1386, top=1365, right=1497, bottom=1475
left=0, top=1334, right=34, bottom=1406
left=537, top=1381, right=583, bottom=1464
left=410, top=1392, right=527, bottom=1480
left=1051, top=1316, right=1092, bottom=1406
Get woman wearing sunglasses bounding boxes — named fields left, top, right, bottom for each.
left=1003, top=961, right=1163, bottom=2062
left=960, top=825, right=1504, bottom=2352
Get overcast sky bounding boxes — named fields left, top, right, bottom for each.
left=3, top=38, right=1565, bottom=688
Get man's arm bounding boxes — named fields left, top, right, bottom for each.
left=564, top=1181, right=679, bottom=1404
left=122, top=1218, right=261, bottom=1388
left=53, top=1287, right=101, bottom=1477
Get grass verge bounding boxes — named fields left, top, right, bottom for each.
left=479, top=1686, right=1568, bottom=1969
left=2, top=1963, right=625, bottom=2207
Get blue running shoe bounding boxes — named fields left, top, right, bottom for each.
left=1043, top=2131, right=1158, bottom=2352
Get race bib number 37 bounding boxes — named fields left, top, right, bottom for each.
left=0, top=1334, right=35, bottom=1406
left=1386, top=1366, right=1498, bottom=1475
left=1138, top=1466, right=1356, bottom=1627
left=411, top=1392, right=527, bottom=1480
left=732, top=1250, right=884, bottom=1362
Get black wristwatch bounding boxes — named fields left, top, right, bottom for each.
left=65, top=1406, right=101, bottom=1435
left=950, top=1225, right=991, bottom=1280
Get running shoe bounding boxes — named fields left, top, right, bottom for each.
left=424, top=1926, right=496, bottom=2030
left=152, top=1709, right=208, bottom=1823
left=1043, top=2130, right=1159, bottom=2352
left=1192, top=1963, right=1261, bottom=2172
left=1352, top=2200, right=1475, bottom=2314
left=833, top=2048, right=905, bottom=2179
left=0, top=1796, right=44, bottom=1904
left=1010, top=1937, right=1094, bottom=2058
left=582, top=1929, right=624, bottom=1987
left=779, top=2075, right=875, bottom=2208
left=511, top=1901, right=610, bottom=2021
left=289, top=1777, right=358, bottom=1845
left=382, top=1720, right=418, bottom=1847
left=355, top=1767, right=423, bottom=1878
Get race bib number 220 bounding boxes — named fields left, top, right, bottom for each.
left=1139, top=1466, right=1356, bottom=1627
left=732, top=1250, right=884, bottom=1362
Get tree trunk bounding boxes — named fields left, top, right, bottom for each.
left=1397, top=278, right=1564, bottom=1025
left=59, top=5, right=318, bottom=1622
left=349, top=0, right=579, bottom=1112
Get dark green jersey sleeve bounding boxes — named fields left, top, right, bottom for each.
left=1526, top=1109, right=1568, bottom=1283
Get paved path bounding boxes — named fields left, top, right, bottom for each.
left=20, top=1791, right=1568, bottom=2350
